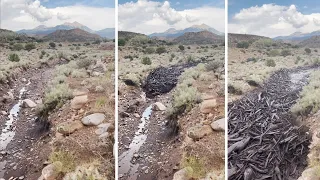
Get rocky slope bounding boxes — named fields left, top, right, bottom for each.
left=173, top=31, right=224, bottom=45
left=43, top=29, right=102, bottom=42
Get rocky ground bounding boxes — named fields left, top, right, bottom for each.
left=0, top=41, right=115, bottom=180
left=118, top=43, right=225, bottom=180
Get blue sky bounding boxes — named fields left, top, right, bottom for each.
left=42, top=0, right=115, bottom=8
left=229, top=0, right=320, bottom=19
left=119, top=0, right=224, bottom=10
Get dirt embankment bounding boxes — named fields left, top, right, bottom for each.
left=228, top=66, right=319, bottom=179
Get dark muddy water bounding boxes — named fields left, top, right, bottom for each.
left=0, top=87, right=27, bottom=177
left=119, top=105, right=153, bottom=180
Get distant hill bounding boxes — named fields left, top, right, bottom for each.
left=17, top=21, right=115, bottom=39
left=173, top=31, right=224, bottom=44
left=0, top=29, right=35, bottom=43
left=274, top=30, right=320, bottom=41
left=149, top=24, right=223, bottom=39
left=96, top=28, right=115, bottom=39
left=298, top=36, right=320, bottom=48
left=43, top=28, right=101, bottom=42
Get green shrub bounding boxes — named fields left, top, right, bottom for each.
left=305, top=48, right=311, bottom=54
left=265, top=59, right=276, bottom=67
left=268, top=49, right=280, bottom=57
left=206, top=61, right=223, bottom=72
left=8, top=53, right=20, bottom=62
left=49, top=42, right=56, bottom=48
left=187, top=55, right=194, bottom=63
left=141, top=57, right=152, bottom=65
left=246, top=57, right=257, bottom=62
left=92, top=40, right=101, bottom=44
left=76, top=59, right=92, bottom=69
left=178, top=45, right=185, bottom=51
left=236, top=41, right=249, bottom=49
left=156, top=47, right=166, bottom=54
left=145, top=47, right=155, bottom=54
left=118, top=39, right=126, bottom=46
left=124, top=55, right=133, bottom=61
left=12, top=44, right=24, bottom=51
left=281, top=49, right=291, bottom=57
left=25, top=43, right=36, bottom=51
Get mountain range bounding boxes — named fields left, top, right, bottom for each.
left=274, top=30, right=320, bottom=41
left=149, top=24, right=223, bottom=39
left=17, top=21, right=115, bottom=39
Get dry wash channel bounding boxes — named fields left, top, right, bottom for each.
left=228, top=66, right=318, bottom=179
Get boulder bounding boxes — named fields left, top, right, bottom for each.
left=200, top=99, right=217, bottom=114
left=22, top=99, right=37, bottom=108
left=211, top=118, right=225, bottom=131
left=38, top=161, right=62, bottom=180
left=81, top=113, right=105, bottom=126
left=95, top=123, right=114, bottom=135
left=57, top=121, right=84, bottom=135
left=71, top=95, right=88, bottom=110
left=153, top=102, right=166, bottom=111
left=187, top=125, right=213, bottom=140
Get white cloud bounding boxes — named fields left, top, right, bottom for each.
left=1, top=0, right=114, bottom=31
left=229, top=4, right=320, bottom=37
left=119, top=0, right=224, bottom=34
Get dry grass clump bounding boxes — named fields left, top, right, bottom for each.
left=181, top=155, right=207, bottom=179
left=63, top=162, right=106, bottom=180
left=291, top=70, right=320, bottom=115
left=49, top=150, right=76, bottom=173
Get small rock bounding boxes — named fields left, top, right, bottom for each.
left=57, top=121, right=84, bottom=135
left=1, top=111, right=7, bottom=115
left=38, top=161, right=62, bottom=180
left=119, top=111, right=130, bottom=118
left=95, top=85, right=104, bottom=93
left=81, top=113, right=105, bottom=126
left=298, top=166, right=320, bottom=180
left=187, top=125, right=213, bottom=140
left=173, top=167, right=191, bottom=180
left=133, top=113, right=140, bottom=118
left=18, top=176, right=24, bottom=180
left=7, top=92, right=14, bottom=99
left=200, top=99, right=217, bottom=114
left=71, top=95, right=88, bottom=110
left=211, top=118, right=225, bottom=131
left=95, top=123, right=114, bottom=135
left=153, top=102, right=166, bottom=111
left=72, top=89, right=89, bottom=97
left=22, top=99, right=37, bottom=108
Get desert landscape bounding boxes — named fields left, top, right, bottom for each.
left=118, top=24, right=225, bottom=180
left=0, top=21, right=115, bottom=180
left=228, top=31, right=320, bottom=179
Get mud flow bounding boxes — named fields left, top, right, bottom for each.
left=228, top=67, right=317, bottom=179
left=143, top=61, right=208, bottom=98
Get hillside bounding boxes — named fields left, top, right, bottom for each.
left=118, top=31, right=148, bottom=40
left=43, top=28, right=101, bottom=42
left=17, top=21, right=115, bottom=39
left=228, top=33, right=268, bottom=43
left=0, top=29, right=35, bottom=43
left=298, top=35, right=320, bottom=48
left=173, top=31, right=224, bottom=44
left=149, top=24, right=223, bottom=39
left=274, top=30, right=320, bottom=41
